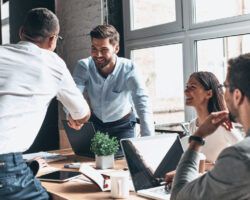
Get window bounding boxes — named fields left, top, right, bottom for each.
left=132, top=44, right=184, bottom=124
left=131, top=0, right=176, bottom=30
left=1, top=0, right=9, bottom=44
left=194, top=0, right=250, bottom=23
left=123, top=0, right=250, bottom=124
left=197, top=34, right=250, bottom=83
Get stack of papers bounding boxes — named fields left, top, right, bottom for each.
left=23, top=151, right=66, bottom=163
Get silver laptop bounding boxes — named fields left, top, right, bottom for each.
left=120, top=134, right=183, bottom=200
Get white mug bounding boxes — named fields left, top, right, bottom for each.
left=110, top=172, right=129, bottom=199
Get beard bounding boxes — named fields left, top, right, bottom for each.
left=93, top=57, right=112, bottom=69
left=228, top=112, right=237, bottom=123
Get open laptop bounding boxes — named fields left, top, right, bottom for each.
left=62, top=120, right=124, bottom=159
left=121, top=134, right=184, bottom=200
left=62, top=120, right=96, bottom=158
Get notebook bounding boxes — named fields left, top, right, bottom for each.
left=120, top=134, right=184, bottom=200
left=62, top=120, right=124, bottom=159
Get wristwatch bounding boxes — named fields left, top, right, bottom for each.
left=188, top=135, right=205, bottom=146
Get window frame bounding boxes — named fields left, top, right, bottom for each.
left=188, top=0, right=250, bottom=29
left=123, top=0, right=250, bottom=123
left=123, top=0, right=183, bottom=40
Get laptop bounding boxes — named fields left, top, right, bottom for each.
left=62, top=120, right=124, bottom=159
left=62, top=120, right=96, bottom=158
left=120, top=134, right=184, bottom=200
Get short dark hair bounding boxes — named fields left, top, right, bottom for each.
left=190, top=71, right=226, bottom=113
left=22, top=8, right=59, bottom=41
left=90, top=25, right=120, bottom=45
left=228, top=53, right=250, bottom=100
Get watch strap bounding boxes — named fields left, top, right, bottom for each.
left=188, top=135, right=205, bottom=145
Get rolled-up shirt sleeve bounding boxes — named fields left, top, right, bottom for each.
left=127, top=65, right=155, bottom=136
left=57, top=65, right=90, bottom=120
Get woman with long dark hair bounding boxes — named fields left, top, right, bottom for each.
left=184, top=71, right=242, bottom=162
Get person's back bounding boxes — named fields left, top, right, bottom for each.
left=0, top=8, right=90, bottom=200
left=0, top=42, right=70, bottom=153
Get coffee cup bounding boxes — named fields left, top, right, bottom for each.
left=110, top=172, right=129, bottom=199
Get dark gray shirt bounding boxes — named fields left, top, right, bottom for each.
left=171, top=129, right=250, bottom=200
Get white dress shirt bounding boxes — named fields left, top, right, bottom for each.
left=0, top=41, right=89, bottom=154
left=188, top=118, right=243, bottom=162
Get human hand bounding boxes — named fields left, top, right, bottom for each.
left=165, top=170, right=176, bottom=186
left=194, top=111, right=229, bottom=138
left=222, top=119, right=233, bottom=131
left=67, top=114, right=84, bottom=130
left=34, top=157, right=48, bottom=168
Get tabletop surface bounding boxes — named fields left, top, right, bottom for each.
left=39, top=149, right=150, bottom=200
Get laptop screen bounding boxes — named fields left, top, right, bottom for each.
left=62, top=120, right=96, bottom=157
left=121, top=134, right=183, bottom=191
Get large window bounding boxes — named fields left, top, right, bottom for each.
left=197, top=34, right=250, bottom=83
left=194, top=0, right=250, bottom=23
left=123, top=0, right=250, bottom=125
left=131, top=0, right=176, bottom=30
left=132, top=44, right=184, bottom=124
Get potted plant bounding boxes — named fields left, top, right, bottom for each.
left=90, top=131, right=119, bottom=169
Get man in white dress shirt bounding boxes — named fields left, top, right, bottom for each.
left=0, top=8, right=90, bottom=199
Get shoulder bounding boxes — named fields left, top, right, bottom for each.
left=117, top=57, right=135, bottom=72
left=75, top=57, right=93, bottom=69
left=219, top=137, right=250, bottom=161
left=47, top=50, right=67, bottom=67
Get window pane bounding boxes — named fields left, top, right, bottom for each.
left=194, top=0, right=250, bottom=23
left=131, top=44, right=184, bottom=124
left=1, top=1, right=9, bottom=19
left=2, top=24, right=10, bottom=44
left=131, top=0, right=176, bottom=30
left=197, top=34, right=250, bottom=83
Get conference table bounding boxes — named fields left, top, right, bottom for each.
left=39, top=149, right=150, bottom=200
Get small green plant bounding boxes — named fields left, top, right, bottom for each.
left=90, top=131, right=119, bottom=156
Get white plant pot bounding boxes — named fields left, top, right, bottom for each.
left=95, top=154, right=114, bottom=169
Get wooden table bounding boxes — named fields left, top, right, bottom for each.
left=40, top=149, right=150, bottom=200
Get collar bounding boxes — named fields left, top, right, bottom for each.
left=110, top=55, right=120, bottom=77
left=16, top=41, right=42, bottom=54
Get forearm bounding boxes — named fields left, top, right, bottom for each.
left=171, top=144, right=201, bottom=200
left=139, top=112, right=155, bottom=136
left=132, top=93, right=154, bottom=136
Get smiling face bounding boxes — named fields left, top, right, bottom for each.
left=91, top=38, right=119, bottom=72
left=184, top=76, right=212, bottom=109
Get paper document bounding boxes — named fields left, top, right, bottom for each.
left=23, top=151, right=66, bottom=163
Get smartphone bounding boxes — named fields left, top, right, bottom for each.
left=37, top=170, right=82, bottom=182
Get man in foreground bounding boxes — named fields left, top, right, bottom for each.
left=0, top=8, right=90, bottom=199
left=70, top=25, right=154, bottom=147
left=170, top=53, right=250, bottom=200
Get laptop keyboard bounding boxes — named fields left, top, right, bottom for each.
left=137, top=185, right=171, bottom=200
left=150, top=186, right=170, bottom=195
